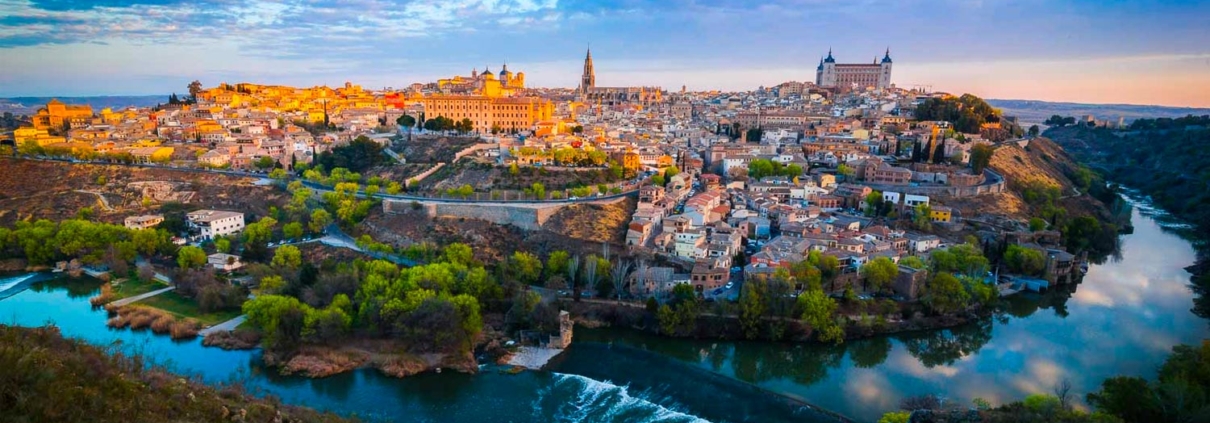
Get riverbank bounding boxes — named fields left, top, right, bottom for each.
left=259, top=340, right=479, bottom=379
left=565, top=298, right=990, bottom=344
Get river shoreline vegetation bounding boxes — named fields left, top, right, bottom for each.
left=863, top=116, right=1210, bottom=423
left=0, top=324, right=355, bottom=423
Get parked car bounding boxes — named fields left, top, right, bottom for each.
left=725, top=281, right=734, bottom=290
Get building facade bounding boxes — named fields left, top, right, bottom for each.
left=186, top=210, right=245, bottom=240
left=816, top=49, right=893, bottom=90
left=420, top=95, right=554, bottom=133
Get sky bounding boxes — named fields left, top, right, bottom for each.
left=1, top=0, right=1208, bottom=107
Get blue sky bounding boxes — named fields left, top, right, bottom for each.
left=1, top=0, right=1208, bottom=106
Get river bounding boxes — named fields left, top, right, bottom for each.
left=0, top=203, right=1205, bottom=423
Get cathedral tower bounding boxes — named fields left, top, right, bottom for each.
left=580, top=48, right=595, bottom=94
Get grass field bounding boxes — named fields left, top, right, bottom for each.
left=138, top=291, right=242, bottom=326
left=110, top=278, right=168, bottom=300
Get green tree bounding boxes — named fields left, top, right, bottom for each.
left=530, top=182, right=546, bottom=200
left=506, top=251, right=543, bottom=285
left=799, top=289, right=843, bottom=344
left=877, top=411, right=911, bottom=423
left=865, top=191, right=884, bottom=216
left=271, top=244, right=302, bottom=269
left=243, top=294, right=309, bottom=351
left=177, top=245, right=207, bottom=269
left=442, top=243, right=475, bottom=266
left=900, top=256, right=927, bottom=270
left=282, top=222, right=303, bottom=241
left=837, top=163, right=855, bottom=178
left=1029, top=217, right=1048, bottom=232
left=862, top=257, right=899, bottom=293
left=309, top=209, right=332, bottom=234
left=922, top=272, right=970, bottom=314
left=1004, top=244, right=1046, bottom=276
left=970, top=143, right=995, bottom=174
left=254, top=156, right=276, bottom=170
left=913, top=204, right=933, bottom=231
left=214, top=237, right=231, bottom=253
left=396, top=114, right=416, bottom=130
left=546, top=250, right=570, bottom=280
left=738, top=280, right=767, bottom=339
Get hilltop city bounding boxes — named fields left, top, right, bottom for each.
left=0, top=47, right=1100, bottom=305
left=2, top=38, right=1201, bottom=423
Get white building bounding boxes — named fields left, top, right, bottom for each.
left=186, top=210, right=245, bottom=240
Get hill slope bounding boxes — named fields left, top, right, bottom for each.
left=0, top=325, right=354, bottom=423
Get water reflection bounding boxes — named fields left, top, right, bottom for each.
left=897, top=319, right=993, bottom=368
left=575, top=205, right=1210, bottom=422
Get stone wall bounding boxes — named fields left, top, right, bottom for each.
left=453, top=143, right=498, bottom=161
left=382, top=200, right=562, bottom=231
left=406, top=162, right=445, bottom=186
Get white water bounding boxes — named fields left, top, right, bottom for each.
left=0, top=274, right=35, bottom=295
left=537, top=373, right=711, bottom=423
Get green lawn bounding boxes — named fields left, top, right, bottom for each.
left=138, top=291, right=243, bottom=326
left=110, top=278, right=169, bottom=300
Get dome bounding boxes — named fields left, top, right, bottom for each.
left=483, top=68, right=495, bottom=79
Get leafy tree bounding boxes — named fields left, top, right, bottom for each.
left=315, top=136, right=384, bottom=173
left=930, top=243, right=989, bottom=277
left=970, top=143, right=995, bottom=174
left=506, top=251, right=543, bottom=285
left=177, top=245, right=207, bottom=269
left=214, top=237, right=231, bottom=253
left=546, top=250, right=570, bottom=280
left=243, top=294, right=309, bottom=351
left=738, top=280, right=767, bottom=339
left=271, top=244, right=302, bottom=269
left=922, top=272, right=969, bottom=314
left=899, top=256, right=926, bottom=270
left=309, top=209, right=332, bottom=234
left=1028, top=125, right=1040, bottom=137
left=282, top=222, right=304, bottom=241
left=1004, top=244, right=1046, bottom=276
left=865, top=191, right=884, bottom=216
left=530, top=182, right=545, bottom=200
left=877, top=411, right=911, bottom=423
left=862, top=257, right=899, bottom=293
left=913, top=204, right=933, bottom=231
left=651, top=174, right=666, bottom=187
left=187, top=80, right=203, bottom=101
left=254, top=156, right=276, bottom=170
left=799, top=289, right=843, bottom=344
left=1029, top=217, right=1048, bottom=232
left=396, top=114, right=416, bottom=130
left=442, top=243, right=475, bottom=266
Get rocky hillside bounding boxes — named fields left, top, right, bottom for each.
left=541, top=197, right=636, bottom=245
left=945, top=137, right=1112, bottom=224
left=0, top=158, right=285, bottom=226
left=989, top=137, right=1084, bottom=196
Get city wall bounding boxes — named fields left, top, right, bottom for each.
left=382, top=200, right=560, bottom=231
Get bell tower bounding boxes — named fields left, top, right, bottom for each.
left=580, top=47, right=595, bottom=95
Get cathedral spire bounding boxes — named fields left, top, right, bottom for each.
left=581, top=46, right=595, bottom=94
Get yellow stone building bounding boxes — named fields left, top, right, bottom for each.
left=13, top=127, right=66, bottom=146
left=438, top=65, right=526, bottom=98
left=421, top=95, right=553, bottom=133
left=33, top=99, right=93, bottom=130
